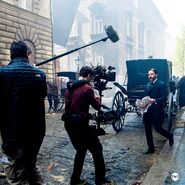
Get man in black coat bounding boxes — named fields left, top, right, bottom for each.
left=178, top=76, right=185, bottom=108
left=143, top=68, right=174, bottom=154
left=0, top=41, right=47, bottom=184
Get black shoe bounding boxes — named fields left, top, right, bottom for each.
left=31, top=167, right=46, bottom=185
left=169, top=134, right=174, bottom=147
left=143, top=148, right=155, bottom=154
left=70, top=179, right=87, bottom=185
left=97, top=177, right=114, bottom=185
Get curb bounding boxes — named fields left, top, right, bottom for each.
left=142, top=112, right=185, bottom=185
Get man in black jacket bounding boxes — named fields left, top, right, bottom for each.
left=0, top=41, right=47, bottom=184
left=143, top=68, right=174, bottom=154
left=178, top=76, right=185, bottom=108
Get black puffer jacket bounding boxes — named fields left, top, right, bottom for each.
left=0, top=57, right=47, bottom=142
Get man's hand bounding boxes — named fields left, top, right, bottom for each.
left=149, top=98, right=156, bottom=104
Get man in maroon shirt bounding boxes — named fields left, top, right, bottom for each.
left=63, top=66, right=113, bottom=185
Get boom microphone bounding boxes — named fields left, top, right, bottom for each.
left=105, top=25, right=119, bottom=43
left=36, top=25, right=119, bottom=66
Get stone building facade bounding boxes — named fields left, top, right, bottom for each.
left=62, top=0, right=167, bottom=82
left=0, top=0, right=53, bottom=80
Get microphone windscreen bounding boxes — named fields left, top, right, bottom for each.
left=105, top=25, right=119, bottom=43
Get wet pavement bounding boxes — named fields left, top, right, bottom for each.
left=0, top=100, right=168, bottom=185
left=165, top=127, right=185, bottom=185
left=141, top=109, right=185, bottom=185
left=165, top=111, right=185, bottom=185
left=37, top=112, right=166, bottom=185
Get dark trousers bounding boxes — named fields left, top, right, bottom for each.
left=143, top=108, right=171, bottom=149
left=3, top=134, right=45, bottom=185
left=47, top=93, right=58, bottom=112
left=65, top=122, right=106, bottom=185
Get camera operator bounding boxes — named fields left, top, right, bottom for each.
left=62, top=66, right=113, bottom=185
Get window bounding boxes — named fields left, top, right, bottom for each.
left=138, top=50, right=144, bottom=58
left=126, top=46, right=132, bottom=60
left=27, top=0, right=32, bottom=11
left=92, top=15, right=104, bottom=34
left=133, top=0, right=139, bottom=9
left=19, top=0, right=32, bottom=11
left=85, top=58, right=91, bottom=66
left=126, top=11, right=132, bottom=37
left=146, top=29, right=152, bottom=50
left=95, top=54, right=104, bottom=66
left=126, top=18, right=131, bottom=37
left=138, top=22, right=145, bottom=46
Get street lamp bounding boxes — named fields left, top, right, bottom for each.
left=75, top=56, right=80, bottom=72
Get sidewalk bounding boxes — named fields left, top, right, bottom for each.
left=142, top=109, right=185, bottom=185
left=165, top=119, right=185, bottom=185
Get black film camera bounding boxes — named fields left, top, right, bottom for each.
left=90, top=65, right=117, bottom=135
left=93, top=65, right=116, bottom=92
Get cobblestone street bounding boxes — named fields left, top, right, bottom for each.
left=0, top=100, right=168, bottom=185
left=37, top=110, right=166, bottom=185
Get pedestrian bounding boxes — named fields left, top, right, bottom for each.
left=62, top=66, right=113, bottom=185
left=0, top=41, right=47, bottom=184
left=60, top=77, right=67, bottom=96
left=143, top=68, right=174, bottom=154
left=46, top=81, right=58, bottom=112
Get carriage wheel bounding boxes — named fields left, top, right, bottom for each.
left=112, top=91, right=125, bottom=132
left=55, top=96, right=65, bottom=111
left=51, top=95, right=64, bottom=112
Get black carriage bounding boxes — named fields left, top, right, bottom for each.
left=51, top=60, right=176, bottom=134
left=57, top=71, right=79, bottom=96
left=112, top=58, right=177, bottom=132
left=47, top=71, right=79, bottom=112
left=56, top=71, right=79, bottom=81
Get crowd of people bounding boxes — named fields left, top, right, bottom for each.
left=1, top=40, right=184, bottom=185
